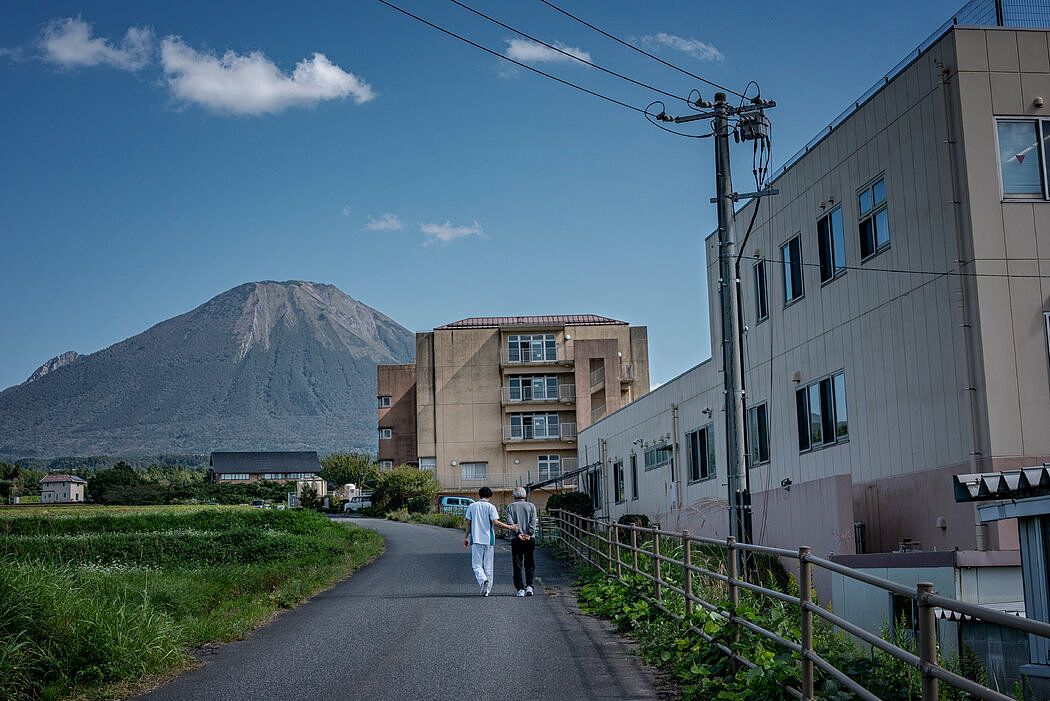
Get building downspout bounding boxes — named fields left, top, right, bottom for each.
left=937, top=60, right=982, bottom=476
left=671, top=403, right=682, bottom=514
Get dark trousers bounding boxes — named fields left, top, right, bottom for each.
left=511, top=536, right=536, bottom=590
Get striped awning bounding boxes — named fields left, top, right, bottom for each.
left=953, top=464, right=1050, bottom=502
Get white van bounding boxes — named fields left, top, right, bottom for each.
left=343, top=495, right=373, bottom=513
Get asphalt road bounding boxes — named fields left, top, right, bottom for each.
left=134, top=517, right=662, bottom=701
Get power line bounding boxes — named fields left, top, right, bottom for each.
left=536, top=0, right=746, bottom=99
left=446, top=0, right=695, bottom=107
left=739, top=254, right=1050, bottom=280
left=377, top=0, right=649, bottom=115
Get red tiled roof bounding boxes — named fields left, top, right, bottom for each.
left=436, top=315, right=626, bottom=329
left=40, top=474, right=87, bottom=484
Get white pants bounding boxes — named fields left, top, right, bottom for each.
left=471, top=544, right=494, bottom=587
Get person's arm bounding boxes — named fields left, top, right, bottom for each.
left=464, top=512, right=472, bottom=548
left=491, top=504, right=518, bottom=532
left=527, top=504, right=539, bottom=538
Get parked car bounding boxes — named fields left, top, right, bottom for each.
left=250, top=499, right=266, bottom=508
left=437, top=496, right=474, bottom=515
left=343, top=495, right=373, bottom=513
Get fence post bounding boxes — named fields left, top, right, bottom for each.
left=631, top=526, right=638, bottom=575
left=799, top=546, right=814, bottom=701
left=614, top=523, right=623, bottom=581
left=918, top=581, right=938, bottom=701
left=605, top=521, right=613, bottom=573
left=727, top=536, right=739, bottom=658
left=653, top=527, right=662, bottom=601
left=683, top=530, right=693, bottom=617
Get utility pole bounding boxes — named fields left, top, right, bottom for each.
left=661, top=92, right=775, bottom=555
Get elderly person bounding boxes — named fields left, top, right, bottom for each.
left=505, top=486, right=539, bottom=596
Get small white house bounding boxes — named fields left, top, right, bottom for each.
left=40, top=474, right=87, bottom=503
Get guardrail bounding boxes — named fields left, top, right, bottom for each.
left=502, top=422, right=577, bottom=442
left=547, top=509, right=1050, bottom=701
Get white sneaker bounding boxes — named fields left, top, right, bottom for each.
left=516, top=589, right=526, bottom=597
left=481, top=580, right=489, bottom=597
left=525, top=586, right=534, bottom=596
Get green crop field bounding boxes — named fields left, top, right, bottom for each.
left=0, top=506, right=384, bottom=701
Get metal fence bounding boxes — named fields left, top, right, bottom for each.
left=547, top=509, right=1050, bottom=701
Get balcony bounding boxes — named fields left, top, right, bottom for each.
left=590, top=366, right=605, bottom=390
left=502, top=422, right=577, bottom=443
left=501, top=344, right=574, bottom=366
left=620, top=363, right=635, bottom=382
left=591, top=404, right=606, bottom=423
left=500, top=384, right=576, bottom=404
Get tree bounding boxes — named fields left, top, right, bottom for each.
left=546, top=491, right=594, bottom=518
left=299, top=484, right=321, bottom=510
left=371, top=466, right=439, bottom=512
left=319, top=451, right=380, bottom=488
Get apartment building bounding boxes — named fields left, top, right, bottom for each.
left=579, top=19, right=1050, bottom=569
left=378, top=315, right=649, bottom=507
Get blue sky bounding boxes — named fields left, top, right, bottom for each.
left=0, top=0, right=966, bottom=391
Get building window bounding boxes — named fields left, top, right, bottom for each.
left=746, top=403, right=770, bottom=465
left=644, top=445, right=672, bottom=470
left=461, top=462, right=487, bottom=480
left=996, top=119, right=1049, bottom=197
left=220, top=473, right=249, bottom=480
left=287, top=472, right=317, bottom=479
left=587, top=468, right=603, bottom=511
left=817, top=206, right=846, bottom=283
left=378, top=396, right=391, bottom=408
left=509, top=412, right=561, bottom=439
left=630, top=454, right=638, bottom=500
left=858, top=176, right=889, bottom=259
left=379, top=460, right=393, bottom=470
left=507, top=333, right=556, bottom=362
left=379, top=428, right=392, bottom=440
left=538, top=454, right=561, bottom=481
left=686, top=425, right=716, bottom=482
left=754, top=259, right=768, bottom=322
left=418, top=457, right=436, bottom=472
left=781, top=234, right=804, bottom=304
left=796, top=372, right=848, bottom=452
left=261, top=473, right=285, bottom=480
left=509, top=375, right=559, bottom=401
left=613, top=460, right=625, bottom=502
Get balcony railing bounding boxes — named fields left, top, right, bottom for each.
left=591, top=404, right=606, bottom=423
left=500, top=384, right=576, bottom=404
left=620, top=363, right=635, bottom=382
left=501, top=345, right=573, bottom=365
left=502, top=422, right=577, bottom=442
left=590, top=367, right=605, bottom=388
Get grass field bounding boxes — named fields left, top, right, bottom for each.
left=0, top=505, right=384, bottom=701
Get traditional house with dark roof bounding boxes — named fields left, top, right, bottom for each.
left=209, top=451, right=321, bottom=484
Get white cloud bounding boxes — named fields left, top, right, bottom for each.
left=365, top=213, right=403, bottom=231
left=641, top=33, right=723, bottom=62
left=341, top=205, right=352, bottom=217
left=159, top=37, right=375, bottom=115
left=421, top=220, right=485, bottom=245
left=40, top=17, right=153, bottom=71
left=505, top=38, right=590, bottom=65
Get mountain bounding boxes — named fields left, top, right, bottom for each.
left=0, top=281, right=415, bottom=457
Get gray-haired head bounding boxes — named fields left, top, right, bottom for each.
left=512, top=487, right=527, bottom=499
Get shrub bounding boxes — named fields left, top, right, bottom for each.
left=546, top=491, right=594, bottom=517
left=371, top=466, right=439, bottom=512
left=406, top=496, right=430, bottom=514
left=618, top=513, right=650, bottom=527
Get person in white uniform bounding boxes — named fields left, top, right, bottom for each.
left=463, top=486, right=518, bottom=596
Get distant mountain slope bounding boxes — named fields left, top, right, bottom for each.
left=0, top=281, right=415, bottom=457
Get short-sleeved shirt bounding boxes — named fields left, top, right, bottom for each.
left=465, top=500, right=499, bottom=545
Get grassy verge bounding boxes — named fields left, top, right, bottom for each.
left=0, top=506, right=384, bottom=701
left=570, top=552, right=1015, bottom=701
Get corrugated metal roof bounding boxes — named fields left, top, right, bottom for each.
left=436, top=314, right=626, bottom=329
left=210, top=451, right=320, bottom=473
left=40, top=474, right=87, bottom=484
left=953, top=464, right=1050, bottom=502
